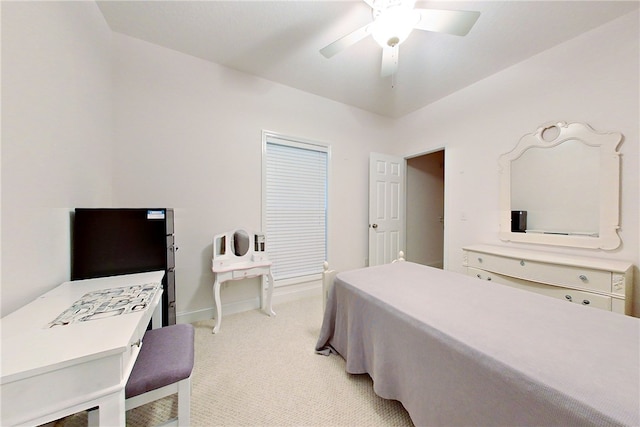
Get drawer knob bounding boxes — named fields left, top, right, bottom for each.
left=477, top=257, right=483, bottom=263
left=486, top=277, right=492, bottom=281
left=565, top=295, right=573, bottom=301
left=579, top=275, right=588, bottom=282
left=520, top=260, right=525, bottom=266
left=582, top=300, right=590, bottom=305
left=476, top=274, right=482, bottom=279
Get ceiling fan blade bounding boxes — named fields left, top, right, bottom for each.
left=414, top=9, right=480, bottom=36
left=381, top=45, right=399, bottom=77
left=362, top=0, right=376, bottom=9
left=320, top=24, right=371, bottom=58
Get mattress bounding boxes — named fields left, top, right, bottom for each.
left=316, top=261, right=640, bottom=426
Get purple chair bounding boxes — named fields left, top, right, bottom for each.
left=88, top=324, right=194, bottom=426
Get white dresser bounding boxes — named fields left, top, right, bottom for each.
left=463, top=244, right=634, bottom=315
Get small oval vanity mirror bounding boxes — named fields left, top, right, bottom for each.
left=233, top=229, right=251, bottom=256
left=498, top=122, right=622, bottom=250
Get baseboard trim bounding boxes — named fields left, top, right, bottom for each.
left=176, top=279, right=322, bottom=324
left=273, top=278, right=322, bottom=305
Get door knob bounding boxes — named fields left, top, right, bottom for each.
left=371, top=224, right=378, bottom=229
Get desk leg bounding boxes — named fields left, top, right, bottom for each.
left=212, top=278, right=222, bottom=334
left=92, top=390, right=125, bottom=426
left=152, top=299, right=162, bottom=329
left=262, top=273, right=276, bottom=317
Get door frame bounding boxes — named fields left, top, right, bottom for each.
left=404, top=146, right=448, bottom=270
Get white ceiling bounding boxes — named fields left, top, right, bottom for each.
left=97, top=1, right=639, bottom=118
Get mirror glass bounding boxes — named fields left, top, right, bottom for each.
left=511, top=139, right=600, bottom=235
left=233, top=230, right=251, bottom=256
left=499, top=122, right=622, bottom=250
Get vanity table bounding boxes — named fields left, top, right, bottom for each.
left=463, top=245, right=633, bottom=315
left=0, top=271, right=164, bottom=426
left=211, top=229, right=275, bottom=333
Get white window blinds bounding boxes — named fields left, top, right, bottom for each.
left=263, top=133, right=328, bottom=281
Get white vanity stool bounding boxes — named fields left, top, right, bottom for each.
left=211, top=229, right=276, bottom=333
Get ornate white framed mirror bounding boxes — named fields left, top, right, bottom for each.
left=498, top=121, right=622, bottom=250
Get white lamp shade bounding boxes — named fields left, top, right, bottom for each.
left=371, top=6, right=420, bottom=47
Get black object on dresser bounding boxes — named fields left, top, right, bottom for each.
left=71, top=208, right=176, bottom=326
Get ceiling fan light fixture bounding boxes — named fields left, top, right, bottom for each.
left=371, top=6, right=420, bottom=48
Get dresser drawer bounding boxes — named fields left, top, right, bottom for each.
left=466, top=251, right=612, bottom=294
left=467, top=267, right=612, bottom=311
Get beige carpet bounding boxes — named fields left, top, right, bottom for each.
left=46, top=295, right=413, bottom=426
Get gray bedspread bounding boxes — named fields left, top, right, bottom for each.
left=315, top=261, right=640, bottom=426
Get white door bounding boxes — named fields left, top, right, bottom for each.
left=369, top=153, right=405, bottom=266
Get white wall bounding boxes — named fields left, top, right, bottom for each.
left=110, top=34, right=395, bottom=320
left=2, top=4, right=638, bottom=319
left=1, top=2, right=113, bottom=315
left=394, top=11, right=640, bottom=314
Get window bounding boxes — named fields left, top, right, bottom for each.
left=262, top=131, right=329, bottom=282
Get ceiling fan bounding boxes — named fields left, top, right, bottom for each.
left=320, top=0, right=480, bottom=77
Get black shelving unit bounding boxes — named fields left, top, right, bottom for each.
left=71, top=208, right=176, bottom=326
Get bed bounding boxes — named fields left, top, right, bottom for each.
left=316, top=261, right=640, bottom=426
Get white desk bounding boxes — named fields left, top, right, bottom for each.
left=0, top=271, right=164, bottom=426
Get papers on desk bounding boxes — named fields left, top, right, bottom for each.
left=47, top=283, right=160, bottom=328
